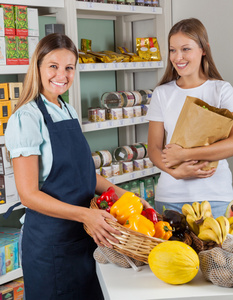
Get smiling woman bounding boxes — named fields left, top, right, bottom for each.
left=146, top=18, right=233, bottom=218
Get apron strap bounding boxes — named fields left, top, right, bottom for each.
left=3, top=202, right=21, bottom=219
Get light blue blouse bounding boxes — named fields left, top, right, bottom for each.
left=5, top=94, right=79, bottom=187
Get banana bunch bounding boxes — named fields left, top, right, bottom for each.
left=182, top=201, right=213, bottom=235
left=198, top=216, right=230, bottom=245
left=228, top=217, right=233, bottom=234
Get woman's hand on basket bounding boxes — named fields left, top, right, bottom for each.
left=83, top=208, right=121, bottom=248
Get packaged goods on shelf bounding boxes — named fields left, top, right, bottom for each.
left=0, top=83, right=9, bottom=100
left=5, top=279, right=24, bottom=300
left=107, top=108, right=123, bottom=120
left=122, top=161, right=133, bottom=173
left=96, top=150, right=112, bottom=167
left=143, top=157, right=153, bottom=168
left=92, top=152, right=102, bottom=169
left=88, top=107, right=106, bottom=122
left=125, top=0, right=135, bottom=4
left=27, top=8, right=39, bottom=37
left=78, top=51, right=96, bottom=63
left=14, top=5, right=28, bottom=36
left=0, top=101, right=11, bottom=119
left=0, top=37, right=5, bottom=65
left=113, top=145, right=134, bottom=162
left=123, top=107, right=134, bottom=118
left=136, top=37, right=161, bottom=61
left=45, top=24, right=65, bottom=36
left=0, top=145, right=13, bottom=175
left=130, top=180, right=140, bottom=197
left=133, top=106, right=142, bottom=117
left=0, top=118, right=8, bottom=136
left=0, top=285, right=14, bottom=299
left=8, top=82, right=23, bottom=100
left=81, top=38, right=92, bottom=52
left=118, top=46, right=144, bottom=62
left=101, top=92, right=124, bottom=109
left=5, top=36, right=18, bottom=65
left=141, top=104, right=149, bottom=116
left=16, top=36, right=29, bottom=65
left=0, top=4, right=15, bottom=36
left=0, top=173, right=19, bottom=204
left=111, top=161, right=123, bottom=176
left=28, top=36, right=39, bottom=62
left=0, top=8, right=4, bottom=37
left=131, top=91, right=142, bottom=106
left=101, top=166, right=112, bottom=178
left=139, top=176, right=155, bottom=206
left=133, top=159, right=144, bottom=171
left=138, top=89, right=152, bottom=104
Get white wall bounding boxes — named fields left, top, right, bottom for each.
left=171, top=0, right=233, bottom=172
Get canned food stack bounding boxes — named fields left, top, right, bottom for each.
left=91, top=143, right=154, bottom=179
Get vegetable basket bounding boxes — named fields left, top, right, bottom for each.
left=84, top=197, right=166, bottom=264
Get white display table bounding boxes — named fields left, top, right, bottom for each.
left=97, top=263, right=233, bottom=300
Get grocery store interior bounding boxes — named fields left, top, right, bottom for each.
left=1, top=0, right=233, bottom=299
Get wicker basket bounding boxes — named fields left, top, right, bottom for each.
left=84, top=197, right=166, bottom=264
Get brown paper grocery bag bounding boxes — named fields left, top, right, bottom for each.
left=170, top=96, right=233, bottom=170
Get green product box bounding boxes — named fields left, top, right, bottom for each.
left=153, top=174, right=160, bottom=195
left=14, top=5, right=28, bottom=36
left=0, top=285, right=14, bottom=300
left=130, top=180, right=140, bottom=197
left=1, top=4, right=15, bottom=36
left=140, top=176, right=154, bottom=200
left=146, top=197, right=155, bottom=209
left=118, top=182, right=131, bottom=192
left=5, top=36, right=18, bottom=65
left=16, top=36, right=29, bottom=65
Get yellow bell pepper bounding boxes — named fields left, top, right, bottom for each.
left=110, top=192, right=143, bottom=225
left=123, top=214, right=155, bottom=237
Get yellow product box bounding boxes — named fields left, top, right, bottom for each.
left=10, top=99, right=18, bottom=113
left=0, top=83, right=9, bottom=100
left=0, top=117, right=8, bottom=135
left=8, top=82, right=23, bottom=100
left=0, top=101, right=11, bottom=119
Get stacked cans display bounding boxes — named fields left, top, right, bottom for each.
left=87, top=89, right=152, bottom=122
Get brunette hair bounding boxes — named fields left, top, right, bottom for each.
left=14, top=33, right=79, bottom=111
left=158, top=18, right=223, bottom=86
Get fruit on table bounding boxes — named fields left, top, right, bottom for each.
left=198, top=216, right=230, bottom=245
left=148, top=241, right=199, bottom=285
left=110, top=191, right=143, bottom=225
left=153, top=221, right=173, bottom=240
left=123, top=214, right=155, bottom=237
left=162, top=209, right=187, bottom=234
left=225, top=200, right=233, bottom=218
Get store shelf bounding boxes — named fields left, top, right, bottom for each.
left=82, top=116, right=148, bottom=132
left=107, top=166, right=160, bottom=184
left=79, top=61, right=163, bottom=72
left=0, top=65, right=28, bottom=75
left=0, top=268, right=23, bottom=285
left=0, top=0, right=64, bottom=8
left=76, top=1, right=162, bottom=16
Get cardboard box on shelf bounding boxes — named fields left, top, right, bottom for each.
left=0, top=37, right=6, bottom=65
left=0, top=4, right=15, bottom=36
left=5, top=280, right=24, bottom=300
left=28, top=36, right=39, bottom=62
left=5, top=36, right=18, bottom=65
left=0, top=285, right=14, bottom=300
left=27, top=8, right=39, bottom=36
left=0, top=101, right=11, bottom=119
left=14, top=5, right=28, bottom=36
left=8, top=82, right=23, bottom=100
left=0, top=118, right=8, bottom=136
left=10, top=99, right=18, bottom=113
left=0, top=83, right=9, bottom=101
left=0, top=8, right=4, bottom=37
left=16, top=36, right=29, bottom=65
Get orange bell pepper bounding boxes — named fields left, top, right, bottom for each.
left=110, top=192, right=143, bottom=225
left=154, top=221, right=173, bottom=240
left=123, top=214, right=155, bottom=237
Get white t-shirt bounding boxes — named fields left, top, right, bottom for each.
left=146, top=80, right=233, bottom=203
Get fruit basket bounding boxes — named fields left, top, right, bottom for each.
left=84, top=197, right=166, bottom=264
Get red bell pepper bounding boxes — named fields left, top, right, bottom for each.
left=96, top=187, right=119, bottom=212
left=141, top=208, right=158, bottom=224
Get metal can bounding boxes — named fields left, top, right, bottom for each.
left=123, top=107, right=134, bottom=119
left=101, top=166, right=113, bottom=178
left=111, top=161, right=123, bottom=176
left=120, top=91, right=135, bottom=107
left=101, top=92, right=124, bottom=109
left=113, top=145, right=134, bottom=162
left=138, top=89, right=152, bottom=105
left=133, top=159, right=144, bottom=171
left=140, top=142, right=148, bottom=157
left=133, top=106, right=142, bottom=117
left=107, top=108, right=123, bottom=120
left=143, top=157, right=153, bottom=169
left=88, top=107, right=98, bottom=122
left=130, top=143, right=146, bottom=160
left=92, top=152, right=102, bottom=169
left=131, top=91, right=142, bottom=106
left=123, top=161, right=133, bottom=173
left=96, top=150, right=112, bottom=167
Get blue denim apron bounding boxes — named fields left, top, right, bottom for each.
left=22, top=95, right=103, bottom=300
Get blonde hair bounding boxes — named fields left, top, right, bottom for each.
left=158, top=18, right=223, bottom=86
left=14, top=33, right=78, bottom=112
